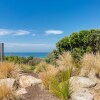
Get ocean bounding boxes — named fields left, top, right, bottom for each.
left=4, top=52, right=49, bottom=58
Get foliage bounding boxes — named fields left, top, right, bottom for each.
left=4, top=56, right=34, bottom=64
left=0, top=62, right=20, bottom=79
left=4, top=56, right=42, bottom=66
left=45, top=50, right=59, bottom=66
left=19, top=64, right=34, bottom=73
left=80, top=52, right=100, bottom=77
left=56, top=52, right=74, bottom=70
left=39, top=66, right=58, bottom=89
left=34, top=61, right=49, bottom=73
left=49, top=69, right=72, bottom=100
left=28, top=58, right=43, bottom=66
left=56, top=29, right=100, bottom=62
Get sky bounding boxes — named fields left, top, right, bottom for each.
left=0, top=0, right=100, bottom=52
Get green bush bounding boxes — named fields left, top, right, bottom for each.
left=49, top=68, right=72, bottom=100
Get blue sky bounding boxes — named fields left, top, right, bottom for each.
left=0, top=0, right=100, bottom=52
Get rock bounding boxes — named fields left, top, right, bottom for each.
left=19, top=75, right=42, bottom=88
left=70, top=76, right=97, bottom=91
left=0, top=78, right=15, bottom=88
left=16, top=88, right=27, bottom=96
left=94, top=83, right=100, bottom=92
left=71, top=88, right=93, bottom=100
left=88, top=70, right=100, bottom=83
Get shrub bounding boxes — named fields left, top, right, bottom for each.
left=56, top=52, right=74, bottom=71
left=80, top=52, right=100, bottom=76
left=28, top=58, right=43, bottom=66
left=49, top=68, right=72, bottom=100
left=19, top=64, right=34, bottom=73
left=45, top=50, right=59, bottom=66
left=39, top=66, right=58, bottom=89
left=0, top=62, right=20, bottom=79
left=34, top=61, right=49, bottom=73
left=0, top=83, right=17, bottom=100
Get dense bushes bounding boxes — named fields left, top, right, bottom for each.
left=46, top=29, right=100, bottom=65
left=57, top=29, right=100, bottom=54
left=4, top=56, right=43, bottom=66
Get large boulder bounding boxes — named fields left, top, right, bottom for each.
left=0, top=78, right=15, bottom=88
left=16, top=88, right=27, bottom=96
left=19, top=75, right=42, bottom=88
left=71, top=88, right=93, bottom=100
left=70, top=76, right=97, bottom=91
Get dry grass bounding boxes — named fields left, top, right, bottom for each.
left=0, top=62, right=20, bottom=79
left=80, top=52, right=100, bottom=76
left=19, top=64, right=33, bottom=73
left=39, top=66, right=58, bottom=89
left=34, top=61, right=49, bottom=73
left=0, top=82, right=17, bottom=100
left=56, top=52, right=74, bottom=71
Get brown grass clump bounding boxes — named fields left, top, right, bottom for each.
left=34, top=61, right=49, bottom=73
left=39, top=66, right=58, bottom=89
left=0, top=62, right=20, bottom=79
left=19, top=64, right=33, bottom=73
left=0, top=83, right=17, bottom=100
left=80, top=52, right=100, bottom=77
left=56, top=52, right=74, bottom=71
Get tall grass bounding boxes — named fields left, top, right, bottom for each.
left=39, top=66, right=58, bottom=88
left=49, top=68, right=72, bottom=100
left=80, top=52, right=100, bottom=77
left=39, top=52, right=73, bottom=100
left=19, top=64, right=34, bottom=73
left=34, top=61, right=49, bottom=73
left=0, top=83, right=17, bottom=100
left=56, top=52, right=74, bottom=71
left=0, top=62, right=20, bottom=79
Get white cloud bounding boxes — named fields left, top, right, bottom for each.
left=14, top=30, right=30, bottom=36
left=0, top=29, right=31, bottom=36
left=45, top=30, right=64, bottom=35
left=0, top=29, right=13, bottom=36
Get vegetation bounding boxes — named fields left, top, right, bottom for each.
left=34, top=61, right=50, bottom=73
left=1, top=29, right=100, bottom=100
left=0, top=62, right=20, bottom=79
left=80, top=52, right=100, bottom=77
left=49, top=69, right=72, bottom=100
left=0, top=83, right=17, bottom=100
left=4, top=56, right=43, bottom=66
left=46, top=29, right=100, bottom=65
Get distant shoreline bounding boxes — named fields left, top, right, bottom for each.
left=4, top=52, right=49, bottom=58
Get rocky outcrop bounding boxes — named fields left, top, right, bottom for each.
left=70, top=76, right=97, bottom=100
left=70, top=76, right=97, bottom=90
left=0, top=78, right=15, bottom=88
left=19, top=75, right=42, bottom=88
left=71, top=88, right=93, bottom=100
left=16, top=88, right=27, bottom=96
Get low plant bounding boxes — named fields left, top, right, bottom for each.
left=39, top=66, right=58, bottom=89
left=19, top=64, right=34, bottom=73
left=0, top=62, right=20, bottom=79
left=34, top=61, right=50, bottom=73
left=0, top=83, right=17, bottom=100
left=49, top=68, right=72, bottom=100
left=80, top=52, right=100, bottom=76
left=56, top=52, right=74, bottom=71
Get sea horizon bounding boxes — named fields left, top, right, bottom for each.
left=4, top=52, right=50, bottom=58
